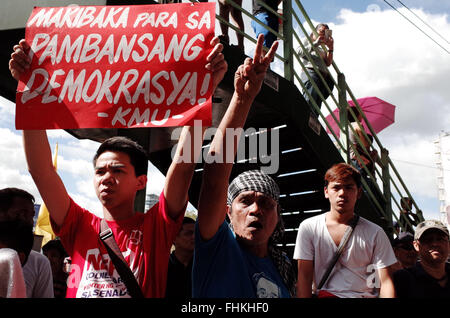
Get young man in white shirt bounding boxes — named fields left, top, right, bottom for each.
left=294, top=163, right=397, bottom=298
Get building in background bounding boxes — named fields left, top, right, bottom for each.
left=145, top=194, right=160, bottom=212
left=435, top=131, right=450, bottom=228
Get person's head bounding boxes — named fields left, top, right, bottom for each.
left=0, top=220, right=34, bottom=266
left=392, top=232, right=418, bottom=269
left=0, top=187, right=35, bottom=227
left=324, top=163, right=362, bottom=214
left=413, top=220, right=449, bottom=267
left=93, top=136, right=148, bottom=177
left=42, top=239, right=68, bottom=276
left=227, top=170, right=282, bottom=250
left=311, top=23, right=329, bottom=40
left=400, top=197, right=413, bottom=212
left=92, top=137, right=148, bottom=209
left=347, top=106, right=362, bottom=123
left=173, top=217, right=195, bottom=254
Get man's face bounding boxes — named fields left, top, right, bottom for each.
left=324, top=177, right=361, bottom=214
left=174, top=223, right=195, bottom=253
left=414, top=229, right=450, bottom=266
left=228, top=191, right=278, bottom=247
left=394, top=241, right=418, bottom=268
left=3, top=196, right=35, bottom=227
left=93, top=151, right=146, bottom=210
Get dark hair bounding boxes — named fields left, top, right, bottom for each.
left=42, top=239, right=67, bottom=258
left=347, top=107, right=361, bottom=123
left=93, top=136, right=148, bottom=177
left=0, top=187, right=35, bottom=214
left=0, top=220, right=34, bottom=266
left=324, top=163, right=362, bottom=188
left=182, top=217, right=196, bottom=225
left=400, top=197, right=413, bottom=210
left=310, top=23, right=329, bottom=38
left=316, top=23, right=329, bottom=31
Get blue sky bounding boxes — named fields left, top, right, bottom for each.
left=301, top=0, right=450, bottom=22
left=1, top=0, right=449, bottom=224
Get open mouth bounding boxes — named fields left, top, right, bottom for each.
left=248, top=221, right=263, bottom=229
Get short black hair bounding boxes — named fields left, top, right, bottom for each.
left=182, top=217, right=196, bottom=225
left=93, top=136, right=148, bottom=177
left=0, top=187, right=35, bottom=215
left=0, top=220, right=34, bottom=266
left=42, top=239, right=67, bottom=258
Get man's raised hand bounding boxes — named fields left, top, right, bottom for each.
left=206, top=36, right=228, bottom=93
left=9, top=39, right=31, bottom=82
left=234, top=34, right=278, bottom=101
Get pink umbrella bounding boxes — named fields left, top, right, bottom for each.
left=325, top=96, right=396, bottom=137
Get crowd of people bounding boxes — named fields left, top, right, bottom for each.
left=1, top=1, right=449, bottom=300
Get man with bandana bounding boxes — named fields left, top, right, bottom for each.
left=192, top=35, right=296, bottom=298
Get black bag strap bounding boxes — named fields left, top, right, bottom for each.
left=99, top=219, right=144, bottom=298
left=317, top=214, right=360, bottom=291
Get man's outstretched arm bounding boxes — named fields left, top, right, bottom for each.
left=164, top=36, right=228, bottom=221
left=10, top=40, right=71, bottom=227
left=197, top=35, right=278, bottom=241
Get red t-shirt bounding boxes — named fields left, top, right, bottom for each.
left=52, top=192, right=183, bottom=298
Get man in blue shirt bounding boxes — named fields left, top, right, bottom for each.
left=192, top=35, right=296, bottom=298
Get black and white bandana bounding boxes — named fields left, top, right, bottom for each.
left=227, top=170, right=280, bottom=206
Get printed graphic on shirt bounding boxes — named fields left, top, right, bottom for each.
left=75, top=229, right=143, bottom=298
left=253, top=272, right=280, bottom=298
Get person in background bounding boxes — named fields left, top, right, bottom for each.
left=294, top=163, right=397, bottom=298
left=9, top=36, right=227, bottom=298
left=298, top=23, right=334, bottom=115
left=393, top=220, right=450, bottom=298
left=390, top=232, right=418, bottom=272
left=0, top=188, right=54, bottom=298
left=348, top=107, right=379, bottom=181
left=166, top=216, right=195, bottom=298
left=218, top=0, right=245, bottom=50
left=42, top=239, right=68, bottom=298
left=251, top=0, right=282, bottom=49
left=398, top=197, right=421, bottom=235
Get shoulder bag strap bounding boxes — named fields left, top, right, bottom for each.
left=99, top=219, right=144, bottom=298
left=316, top=215, right=360, bottom=291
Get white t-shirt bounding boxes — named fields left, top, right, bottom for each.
left=293, top=213, right=397, bottom=298
left=22, top=250, right=54, bottom=298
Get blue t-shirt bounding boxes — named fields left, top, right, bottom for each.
left=193, top=221, right=290, bottom=298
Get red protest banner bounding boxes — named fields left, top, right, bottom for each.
left=16, top=3, right=215, bottom=129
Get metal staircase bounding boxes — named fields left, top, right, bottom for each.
left=0, top=0, right=424, bottom=258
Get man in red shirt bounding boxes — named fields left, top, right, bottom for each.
left=9, top=36, right=227, bottom=298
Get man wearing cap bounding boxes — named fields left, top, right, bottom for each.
left=393, top=220, right=450, bottom=298
left=192, top=36, right=296, bottom=298
left=390, top=232, right=418, bottom=272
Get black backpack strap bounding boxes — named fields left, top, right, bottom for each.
left=99, top=219, right=144, bottom=298
left=317, top=215, right=360, bottom=291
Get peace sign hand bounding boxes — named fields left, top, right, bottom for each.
left=234, top=34, right=278, bottom=101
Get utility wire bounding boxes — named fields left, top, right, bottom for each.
left=383, top=0, right=450, bottom=54
left=396, top=0, right=450, bottom=45
left=391, top=158, right=450, bottom=171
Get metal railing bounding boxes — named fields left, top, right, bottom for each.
left=184, top=0, right=424, bottom=234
